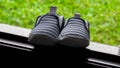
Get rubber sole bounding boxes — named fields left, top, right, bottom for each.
left=28, top=34, right=57, bottom=46
left=58, top=36, right=89, bottom=48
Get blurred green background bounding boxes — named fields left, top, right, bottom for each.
left=0, top=0, right=120, bottom=46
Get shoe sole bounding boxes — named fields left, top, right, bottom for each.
left=58, top=36, right=89, bottom=48
left=28, top=34, right=57, bottom=46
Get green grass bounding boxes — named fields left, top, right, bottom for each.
left=0, top=0, right=120, bottom=46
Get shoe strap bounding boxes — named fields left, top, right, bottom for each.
left=74, top=13, right=81, bottom=18
left=34, top=6, right=64, bottom=30
left=74, top=13, right=89, bottom=32
left=49, top=6, right=64, bottom=30
left=62, top=13, right=81, bottom=28
left=49, top=6, right=57, bottom=15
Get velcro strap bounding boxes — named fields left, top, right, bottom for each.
left=49, top=6, right=57, bottom=15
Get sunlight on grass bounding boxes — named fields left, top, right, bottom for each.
left=0, top=0, right=120, bottom=46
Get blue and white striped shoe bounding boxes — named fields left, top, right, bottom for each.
left=28, top=6, right=64, bottom=46
left=58, top=13, right=90, bottom=48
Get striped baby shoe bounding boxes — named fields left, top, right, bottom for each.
left=58, top=13, right=90, bottom=48
left=28, top=6, right=64, bottom=46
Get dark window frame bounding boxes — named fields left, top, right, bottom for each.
left=0, top=24, right=120, bottom=67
